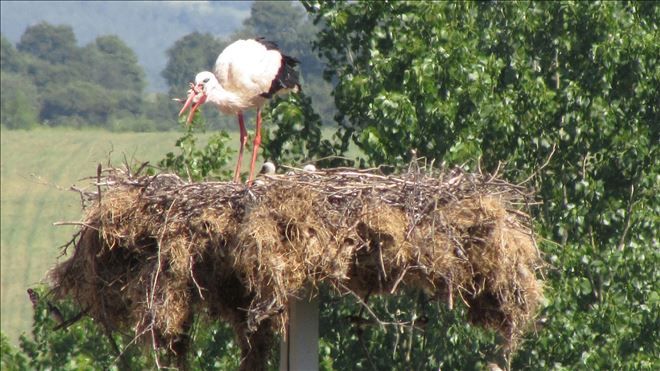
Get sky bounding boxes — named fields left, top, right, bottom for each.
left=1, top=1, right=253, bottom=91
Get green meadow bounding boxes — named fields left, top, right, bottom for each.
left=0, top=127, right=241, bottom=344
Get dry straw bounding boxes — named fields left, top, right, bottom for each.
left=50, top=163, right=543, bottom=369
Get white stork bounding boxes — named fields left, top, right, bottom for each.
left=178, top=38, right=301, bottom=185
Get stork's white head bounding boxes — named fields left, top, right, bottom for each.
left=194, top=71, right=219, bottom=92
left=178, top=71, right=217, bottom=124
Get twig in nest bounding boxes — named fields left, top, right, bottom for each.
left=189, top=254, right=205, bottom=300
left=69, top=185, right=87, bottom=208
left=378, top=245, right=388, bottom=281
left=358, top=330, right=379, bottom=371
left=55, top=229, right=82, bottom=257
left=518, top=144, right=556, bottom=185
left=338, top=283, right=385, bottom=331
left=389, top=266, right=410, bottom=294
left=97, top=163, right=103, bottom=203
left=113, top=323, right=153, bottom=366
left=134, top=161, right=150, bottom=176
left=53, top=306, right=90, bottom=331
left=617, top=183, right=636, bottom=252
left=149, top=200, right=178, bottom=310
left=53, top=221, right=94, bottom=227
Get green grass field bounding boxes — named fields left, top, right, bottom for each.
left=1, top=128, right=219, bottom=345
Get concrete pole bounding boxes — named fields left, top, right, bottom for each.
left=279, top=295, right=319, bottom=371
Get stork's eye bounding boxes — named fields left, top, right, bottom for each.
left=203, top=77, right=210, bottom=83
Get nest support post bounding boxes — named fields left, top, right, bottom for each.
left=279, top=294, right=319, bottom=371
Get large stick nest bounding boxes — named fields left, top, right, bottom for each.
left=50, top=164, right=543, bottom=367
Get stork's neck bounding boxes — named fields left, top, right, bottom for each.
left=205, top=84, right=241, bottom=113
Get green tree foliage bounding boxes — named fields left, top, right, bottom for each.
left=83, top=35, right=146, bottom=92
left=162, top=32, right=228, bottom=96
left=318, top=288, right=505, bottom=370
left=7, top=287, right=150, bottom=370
left=159, top=114, right=234, bottom=182
left=262, top=92, right=337, bottom=165
left=2, top=24, right=168, bottom=130
left=139, top=93, right=181, bottom=131
left=0, top=286, right=244, bottom=370
left=300, top=1, right=659, bottom=368
left=161, top=32, right=232, bottom=130
left=40, top=81, right=112, bottom=124
left=0, top=71, right=40, bottom=129
left=21, top=54, right=83, bottom=89
left=16, top=22, right=79, bottom=64
left=1, top=34, right=25, bottom=73
left=1, top=332, right=28, bottom=370
left=1, top=1, right=252, bottom=91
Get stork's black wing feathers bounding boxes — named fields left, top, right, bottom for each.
left=261, top=55, right=301, bottom=98
left=255, top=37, right=301, bottom=98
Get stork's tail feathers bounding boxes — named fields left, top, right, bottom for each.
left=281, top=55, right=301, bottom=93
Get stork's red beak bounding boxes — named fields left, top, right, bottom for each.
left=177, top=83, right=207, bottom=125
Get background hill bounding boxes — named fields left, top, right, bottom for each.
left=0, top=1, right=252, bottom=92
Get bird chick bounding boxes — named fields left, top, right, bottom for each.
left=261, top=161, right=276, bottom=175
left=302, top=164, right=317, bottom=173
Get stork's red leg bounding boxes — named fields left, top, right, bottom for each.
left=234, top=113, right=248, bottom=183
left=247, top=109, right=263, bottom=185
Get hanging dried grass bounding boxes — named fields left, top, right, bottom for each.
left=49, top=164, right=543, bottom=369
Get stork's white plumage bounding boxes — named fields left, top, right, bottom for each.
left=178, top=38, right=300, bottom=185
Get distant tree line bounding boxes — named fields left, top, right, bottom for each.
left=1, top=2, right=333, bottom=131
left=1, top=23, right=177, bottom=131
